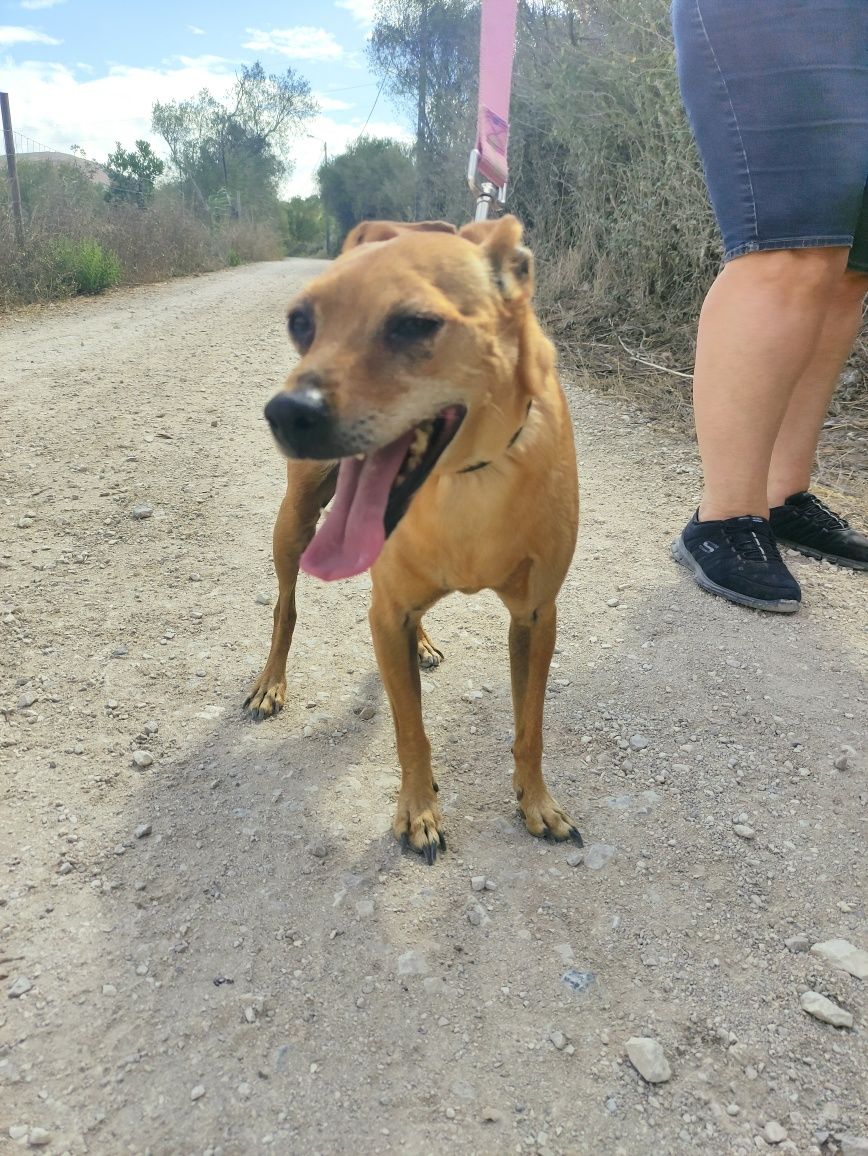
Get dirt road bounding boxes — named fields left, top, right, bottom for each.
left=1, top=261, right=866, bottom=1156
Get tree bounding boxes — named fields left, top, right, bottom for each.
left=105, top=140, right=165, bottom=208
left=282, top=195, right=327, bottom=255
left=151, top=62, right=316, bottom=221
left=317, top=137, right=416, bottom=243
left=368, top=0, right=478, bottom=219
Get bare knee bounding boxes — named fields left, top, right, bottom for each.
left=839, top=266, right=868, bottom=306
left=726, top=247, right=851, bottom=299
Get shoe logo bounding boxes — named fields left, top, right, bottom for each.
left=700, top=541, right=718, bottom=554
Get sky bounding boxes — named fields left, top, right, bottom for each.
left=0, top=0, right=413, bottom=196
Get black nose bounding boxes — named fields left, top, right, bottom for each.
left=263, top=388, right=333, bottom=457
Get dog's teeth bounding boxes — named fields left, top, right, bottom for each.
left=355, top=453, right=366, bottom=461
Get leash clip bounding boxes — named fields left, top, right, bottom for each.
left=467, top=148, right=507, bottom=222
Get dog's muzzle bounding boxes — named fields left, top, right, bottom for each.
left=264, top=387, right=337, bottom=459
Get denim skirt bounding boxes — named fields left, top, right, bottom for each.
left=672, top=0, right=868, bottom=270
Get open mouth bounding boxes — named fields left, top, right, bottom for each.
left=301, top=405, right=466, bottom=581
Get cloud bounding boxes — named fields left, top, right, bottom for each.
left=20, top=0, right=66, bottom=9
left=242, top=26, right=344, bottom=61
left=315, top=93, right=353, bottom=112
left=187, top=25, right=205, bottom=36
left=1, top=56, right=237, bottom=161
left=0, top=24, right=61, bottom=44
left=335, top=0, right=377, bottom=24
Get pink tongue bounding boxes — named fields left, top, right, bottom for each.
left=300, top=432, right=414, bottom=580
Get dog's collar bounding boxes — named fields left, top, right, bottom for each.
left=457, top=400, right=532, bottom=475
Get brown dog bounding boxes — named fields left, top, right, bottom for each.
left=249, top=216, right=581, bottom=862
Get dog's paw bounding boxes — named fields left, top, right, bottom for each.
left=416, top=626, right=444, bottom=669
left=516, top=789, right=583, bottom=845
left=243, top=670, right=286, bottom=720
left=394, top=794, right=446, bottom=866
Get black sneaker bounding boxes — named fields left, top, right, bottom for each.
left=769, top=491, right=868, bottom=571
left=671, top=512, right=801, bottom=613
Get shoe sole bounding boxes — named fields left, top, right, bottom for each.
left=670, top=538, right=801, bottom=614
left=775, top=538, right=868, bottom=572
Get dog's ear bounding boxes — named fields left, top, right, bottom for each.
left=341, top=219, right=457, bottom=252
left=476, top=215, right=534, bottom=301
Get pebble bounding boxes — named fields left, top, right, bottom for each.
left=840, top=1136, right=868, bottom=1156
left=27, top=1129, right=52, bottom=1147
left=626, top=1037, right=671, bottom=1083
left=134, top=823, right=152, bottom=839
left=549, top=1030, right=567, bottom=1050
left=800, top=990, right=853, bottom=1028
left=254, top=592, right=272, bottom=605
left=629, top=734, right=649, bottom=751
left=733, top=824, right=755, bottom=840
left=481, top=1107, right=502, bottom=1123
left=467, top=903, right=487, bottom=926
left=471, top=876, right=486, bottom=892
left=763, top=1121, right=788, bottom=1145
left=17, top=690, right=37, bottom=709
left=606, top=597, right=620, bottom=608
left=8, top=976, right=32, bottom=998
left=131, top=504, right=153, bottom=520
left=566, top=849, right=584, bottom=867
left=785, top=934, right=810, bottom=953
left=810, top=938, right=868, bottom=979
left=359, top=705, right=376, bottom=721
left=561, top=969, right=595, bottom=994
left=9, top=1126, right=29, bottom=1142
left=190, top=1085, right=206, bottom=1101
left=132, top=750, right=153, bottom=768
left=584, top=843, right=615, bottom=870
left=397, top=949, right=429, bottom=976
left=308, top=841, right=329, bottom=859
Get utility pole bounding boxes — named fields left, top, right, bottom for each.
left=415, top=0, right=429, bottom=219
left=322, top=141, right=330, bottom=257
left=1, top=92, right=24, bottom=245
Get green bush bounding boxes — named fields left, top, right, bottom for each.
left=227, top=248, right=242, bottom=267
left=53, top=237, right=122, bottom=295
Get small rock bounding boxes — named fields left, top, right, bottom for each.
left=784, top=934, right=810, bottom=953
left=254, top=592, right=272, bottom=606
left=626, top=1037, right=671, bottom=1083
left=481, top=1107, right=502, bottom=1123
left=584, top=843, right=615, bottom=870
left=606, top=598, right=620, bottom=608
left=629, top=734, right=649, bottom=751
left=833, top=753, right=850, bottom=771
left=359, top=704, right=376, bottom=721
left=27, top=1128, right=51, bottom=1147
left=726, top=1104, right=740, bottom=1117
left=549, top=1030, right=567, bottom=1050
left=134, top=823, right=152, bottom=839
left=471, top=876, right=486, bottom=892
left=9, top=1126, right=29, bottom=1142
left=810, top=938, right=868, bottom=979
left=308, top=841, right=329, bottom=859
left=840, top=1135, right=868, bottom=1156
left=131, top=504, right=153, bottom=520
left=422, top=976, right=445, bottom=995
left=190, top=1085, right=206, bottom=1101
left=58, top=861, right=74, bottom=875
left=800, top=990, right=853, bottom=1028
left=17, top=690, right=37, bottom=709
left=8, top=976, right=32, bottom=998
left=143, top=719, right=159, bottom=735
left=132, top=750, right=153, bottom=768
left=733, top=824, right=755, bottom=840
left=561, top=969, right=595, bottom=993
left=397, top=949, right=429, bottom=976
left=763, top=1121, right=787, bottom=1145
left=467, top=903, right=487, bottom=927
left=566, top=849, right=584, bottom=867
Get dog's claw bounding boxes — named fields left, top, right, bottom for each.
left=569, top=826, right=584, bottom=846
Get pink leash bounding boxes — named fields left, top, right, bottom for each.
left=468, top=0, right=519, bottom=221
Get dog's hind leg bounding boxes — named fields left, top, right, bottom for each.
left=370, top=589, right=445, bottom=865
left=244, top=459, right=338, bottom=719
left=504, top=597, right=583, bottom=845
left=416, top=624, right=443, bottom=668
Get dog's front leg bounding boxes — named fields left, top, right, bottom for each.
left=369, top=590, right=445, bottom=865
left=506, top=600, right=583, bottom=844
left=245, top=459, right=338, bottom=718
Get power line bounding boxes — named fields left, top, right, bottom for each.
left=355, top=76, right=386, bottom=139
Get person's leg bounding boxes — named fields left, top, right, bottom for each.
left=767, top=267, right=868, bottom=505
left=693, top=246, right=851, bottom=523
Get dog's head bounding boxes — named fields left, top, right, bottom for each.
left=264, top=214, right=549, bottom=579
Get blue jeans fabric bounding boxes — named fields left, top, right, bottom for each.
left=672, top=0, right=868, bottom=270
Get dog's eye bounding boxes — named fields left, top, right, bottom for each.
left=386, top=314, right=444, bottom=349
left=288, top=307, right=315, bottom=351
